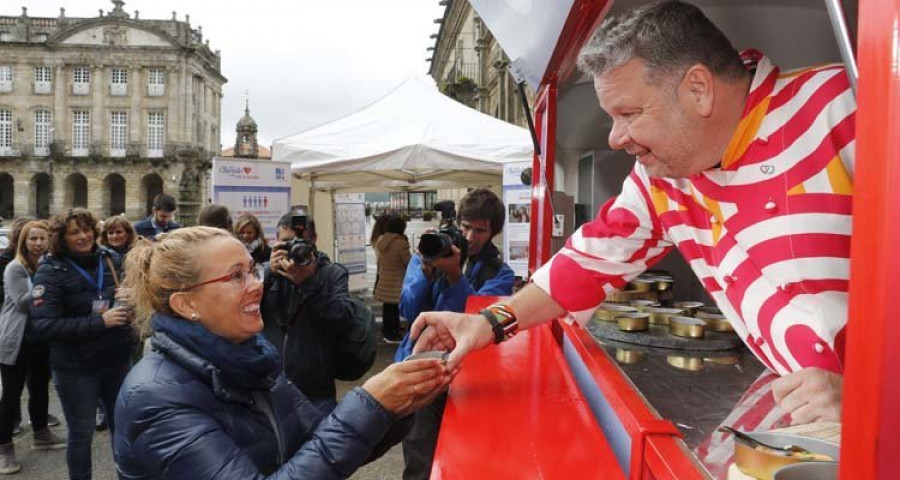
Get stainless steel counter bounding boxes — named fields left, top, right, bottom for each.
left=593, top=336, right=768, bottom=443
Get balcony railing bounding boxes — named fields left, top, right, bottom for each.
left=444, top=62, right=479, bottom=84
left=0, top=141, right=209, bottom=159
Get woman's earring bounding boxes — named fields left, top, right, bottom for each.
left=190, top=312, right=199, bottom=321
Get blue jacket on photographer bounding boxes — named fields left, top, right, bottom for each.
left=260, top=212, right=348, bottom=413
left=393, top=189, right=515, bottom=480
left=393, top=190, right=514, bottom=362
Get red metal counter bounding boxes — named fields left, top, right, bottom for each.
left=432, top=297, right=766, bottom=479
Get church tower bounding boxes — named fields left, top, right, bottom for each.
left=234, top=99, right=259, bottom=158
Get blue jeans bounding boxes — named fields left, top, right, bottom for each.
left=53, top=365, right=129, bottom=480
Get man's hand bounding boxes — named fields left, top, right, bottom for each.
left=430, top=246, right=462, bottom=284
left=281, top=257, right=317, bottom=286
left=410, top=311, right=494, bottom=370
left=270, top=245, right=317, bottom=286
left=772, top=367, right=843, bottom=425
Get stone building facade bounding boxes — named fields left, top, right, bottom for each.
left=428, top=0, right=534, bottom=129
left=0, top=0, right=226, bottom=224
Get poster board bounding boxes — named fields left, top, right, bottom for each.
left=502, top=161, right=532, bottom=279
left=334, top=193, right=367, bottom=291
left=211, top=157, right=292, bottom=244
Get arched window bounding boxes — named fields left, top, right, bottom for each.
left=31, top=173, right=51, bottom=219
left=103, top=173, right=126, bottom=217
left=65, top=173, right=88, bottom=208
left=141, top=173, right=163, bottom=217
left=0, top=172, right=13, bottom=219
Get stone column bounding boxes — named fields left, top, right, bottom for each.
left=13, top=177, right=30, bottom=218
left=92, top=65, right=105, bottom=151
left=167, top=66, right=179, bottom=144
left=87, top=169, right=106, bottom=218
left=131, top=67, right=142, bottom=145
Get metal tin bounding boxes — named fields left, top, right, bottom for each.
left=644, top=307, right=684, bottom=325
left=615, top=348, right=646, bottom=365
left=669, top=316, right=706, bottom=338
left=697, top=310, right=735, bottom=332
left=592, top=304, right=637, bottom=322
left=673, top=301, right=705, bottom=317
left=666, top=355, right=703, bottom=371
left=615, top=312, right=650, bottom=331
left=649, top=276, right=674, bottom=291
left=629, top=299, right=660, bottom=312
left=629, top=278, right=654, bottom=292
left=733, top=432, right=840, bottom=480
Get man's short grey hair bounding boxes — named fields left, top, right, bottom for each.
left=577, top=1, right=746, bottom=84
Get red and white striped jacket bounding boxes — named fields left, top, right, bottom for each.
left=532, top=51, right=856, bottom=375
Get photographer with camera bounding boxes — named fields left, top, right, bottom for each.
left=260, top=207, right=354, bottom=414
left=394, top=189, right=514, bottom=480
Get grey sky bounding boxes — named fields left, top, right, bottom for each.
left=18, top=0, right=446, bottom=148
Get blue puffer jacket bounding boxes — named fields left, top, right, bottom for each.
left=29, top=247, right=133, bottom=371
left=114, top=325, right=410, bottom=479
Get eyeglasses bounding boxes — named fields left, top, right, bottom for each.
left=182, top=264, right=262, bottom=292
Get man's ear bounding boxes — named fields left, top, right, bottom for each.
left=169, top=291, right=196, bottom=321
left=680, top=64, right=715, bottom=118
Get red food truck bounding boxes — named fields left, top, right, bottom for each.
left=430, top=1, right=896, bottom=478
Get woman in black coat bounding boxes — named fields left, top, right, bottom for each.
left=235, top=213, right=272, bottom=266
left=30, top=208, right=134, bottom=480
left=114, top=227, right=450, bottom=479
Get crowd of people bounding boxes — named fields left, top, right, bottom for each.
left=0, top=0, right=860, bottom=477
left=0, top=193, right=456, bottom=479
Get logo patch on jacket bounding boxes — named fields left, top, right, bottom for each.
left=32, top=285, right=45, bottom=307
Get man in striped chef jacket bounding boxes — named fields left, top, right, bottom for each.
left=410, top=0, right=853, bottom=426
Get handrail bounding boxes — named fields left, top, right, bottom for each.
left=824, top=0, right=858, bottom=94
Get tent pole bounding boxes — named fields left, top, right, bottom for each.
left=309, top=176, right=317, bottom=219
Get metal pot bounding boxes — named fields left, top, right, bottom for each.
left=669, top=316, right=706, bottom=338
left=773, top=462, right=838, bottom=480
left=732, top=432, right=839, bottom=480
left=615, top=312, right=650, bottom=331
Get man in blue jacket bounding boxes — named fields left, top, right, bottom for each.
left=133, top=194, right=181, bottom=241
left=395, top=188, right=514, bottom=480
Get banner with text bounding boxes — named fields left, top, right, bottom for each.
left=211, top=157, right=292, bottom=244
left=502, top=161, right=532, bottom=278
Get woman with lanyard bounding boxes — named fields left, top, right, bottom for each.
left=30, top=208, right=133, bottom=480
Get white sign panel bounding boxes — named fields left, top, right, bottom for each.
left=334, top=193, right=367, bottom=286
left=502, top=161, right=532, bottom=278
left=211, top=157, right=292, bottom=244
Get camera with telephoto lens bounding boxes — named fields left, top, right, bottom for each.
left=276, top=205, right=316, bottom=266
left=418, top=200, right=467, bottom=264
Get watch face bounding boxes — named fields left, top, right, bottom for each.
left=242, top=135, right=250, bottom=143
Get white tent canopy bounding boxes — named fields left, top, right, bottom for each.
left=273, top=76, right=534, bottom=192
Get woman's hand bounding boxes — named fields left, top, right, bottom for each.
left=362, top=358, right=455, bottom=418
left=102, top=306, right=131, bottom=328
left=114, top=287, right=134, bottom=306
